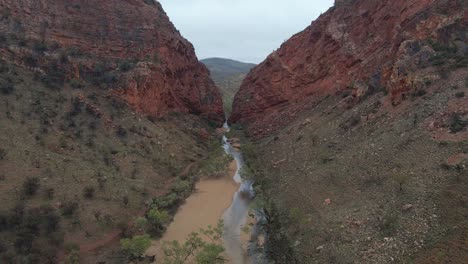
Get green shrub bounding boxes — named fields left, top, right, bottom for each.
left=162, top=221, right=225, bottom=264
left=0, top=81, right=14, bottom=95
left=394, top=173, right=409, bottom=192
left=22, top=177, right=40, bottom=197
left=44, top=188, right=55, bottom=200
left=41, top=59, right=66, bottom=86
left=159, top=193, right=180, bottom=208
left=33, top=41, right=47, bottom=54
left=69, top=78, right=83, bottom=89
left=449, top=114, right=468, bottom=133
left=89, top=63, right=118, bottom=88
left=66, top=46, right=82, bottom=57
left=120, top=234, right=152, bottom=259
left=135, top=217, right=148, bottom=232
left=379, top=212, right=399, bottom=236
left=340, top=115, right=361, bottom=130
left=61, top=201, right=79, bottom=217
left=122, top=195, right=129, bottom=207
left=0, top=148, right=6, bottom=160
left=116, top=125, right=128, bottom=138
left=147, top=208, right=169, bottom=236
left=171, top=178, right=190, bottom=194
left=83, top=186, right=95, bottom=199
left=23, top=54, right=38, bottom=67
left=64, top=244, right=80, bottom=264
left=42, top=207, right=61, bottom=233
left=119, top=60, right=134, bottom=72
left=68, top=97, right=83, bottom=117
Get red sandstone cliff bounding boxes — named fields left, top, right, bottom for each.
left=0, top=0, right=224, bottom=124
left=230, top=0, right=466, bottom=136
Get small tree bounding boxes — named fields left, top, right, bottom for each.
left=162, top=221, right=225, bottom=264
left=147, top=208, right=170, bottom=235
left=120, top=234, right=152, bottom=259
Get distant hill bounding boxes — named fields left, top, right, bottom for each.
left=202, top=58, right=256, bottom=114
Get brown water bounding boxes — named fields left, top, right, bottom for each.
left=147, top=161, right=240, bottom=261
left=147, top=123, right=256, bottom=264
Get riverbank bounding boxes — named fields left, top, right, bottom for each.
left=146, top=160, right=238, bottom=261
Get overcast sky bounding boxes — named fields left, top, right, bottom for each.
left=158, top=0, right=334, bottom=63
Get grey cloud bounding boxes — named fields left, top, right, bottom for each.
left=159, top=0, right=334, bottom=63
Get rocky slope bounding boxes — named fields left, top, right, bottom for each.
left=229, top=0, right=467, bottom=263
left=230, top=0, right=466, bottom=137
left=0, top=0, right=224, bottom=263
left=0, top=0, right=224, bottom=124
left=201, top=58, right=256, bottom=113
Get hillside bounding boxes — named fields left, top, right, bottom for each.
left=0, top=0, right=223, bottom=263
left=0, top=0, right=224, bottom=124
left=202, top=58, right=256, bottom=114
left=230, top=0, right=467, bottom=263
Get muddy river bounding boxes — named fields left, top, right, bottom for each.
left=147, top=124, right=254, bottom=264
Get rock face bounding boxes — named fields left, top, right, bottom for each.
left=230, top=0, right=466, bottom=136
left=0, top=0, right=224, bottom=124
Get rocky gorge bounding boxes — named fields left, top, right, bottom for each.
left=0, top=0, right=466, bottom=263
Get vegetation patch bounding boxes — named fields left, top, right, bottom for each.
left=449, top=114, right=468, bottom=133
left=161, top=221, right=225, bottom=264
left=197, top=139, right=233, bottom=178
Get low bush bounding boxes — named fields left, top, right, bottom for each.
left=66, top=46, right=82, bottom=57
left=83, top=186, right=95, bottom=199
left=120, top=234, right=152, bottom=259
left=162, top=221, right=225, bottom=264
left=171, top=177, right=191, bottom=195
left=147, top=208, right=169, bottom=236
left=61, top=201, right=79, bottom=217
left=340, top=115, right=361, bottom=130
left=69, top=78, right=83, bottom=89
left=119, top=60, right=134, bottom=72
left=0, top=148, right=6, bottom=160
left=64, top=244, right=80, bottom=264
left=41, top=59, right=66, bottom=86
left=135, top=217, right=148, bottom=232
left=43, top=207, right=61, bottom=233
left=116, top=125, right=128, bottom=138
left=23, top=54, right=38, bottom=67
left=449, top=114, right=468, bottom=133
left=32, top=41, right=47, bottom=54
left=0, top=81, right=14, bottom=95
left=379, top=212, right=399, bottom=236
left=22, top=177, right=40, bottom=197
left=88, top=63, right=118, bottom=89
left=153, top=193, right=180, bottom=209
left=68, top=97, right=83, bottom=117
left=122, top=195, right=129, bottom=207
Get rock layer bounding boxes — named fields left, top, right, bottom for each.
left=230, top=0, right=466, bottom=136
left=0, top=0, right=224, bottom=124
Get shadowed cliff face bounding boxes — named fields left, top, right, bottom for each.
left=230, top=0, right=466, bottom=136
left=0, top=0, right=224, bottom=124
